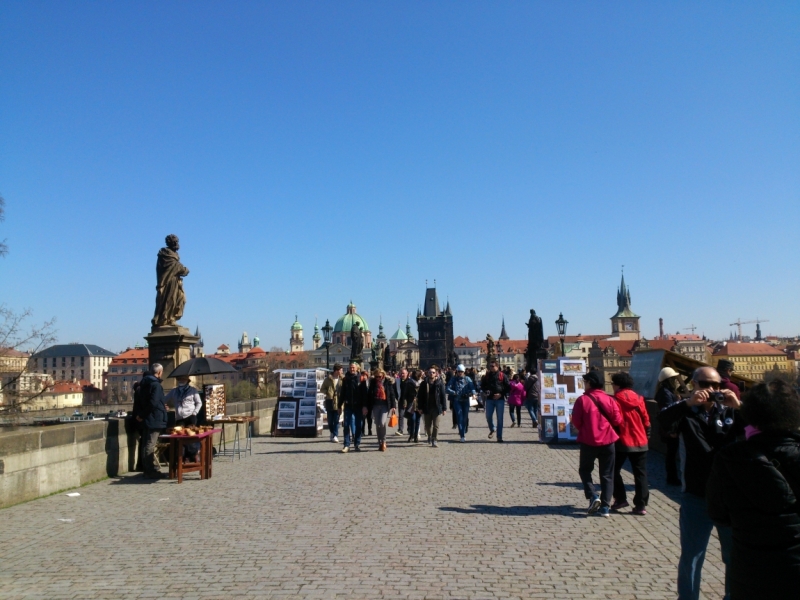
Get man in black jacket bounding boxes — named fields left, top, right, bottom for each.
left=417, top=368, right=447, bottom=448
left=134, top=364, right=168, bottom=478
left=481, top=361, right=510, bottom=442
left=339, top=363, right=363, bottom=452
left=658, top=366, right=742, bottom=600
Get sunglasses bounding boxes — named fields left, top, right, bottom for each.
left=696, top=380, right=721, bottom=390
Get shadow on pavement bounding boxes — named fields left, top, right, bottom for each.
left=536, top=481, right=584, bottom=489
left=439, top=504, right=585, bottom=517
left=108, top=474, right=161, bottom=485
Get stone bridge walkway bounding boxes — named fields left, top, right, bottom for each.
left=0, top=417, right=726, bottom=599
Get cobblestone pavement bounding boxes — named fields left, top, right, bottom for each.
left=0, top=415, right=726, bottom=599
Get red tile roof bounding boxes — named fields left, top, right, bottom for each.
left=109, top=348, right=148, bottom=365
left=546, top=335, right=610, bottom=344
left=714, top=342, right=787, bottom=357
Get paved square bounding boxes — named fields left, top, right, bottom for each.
left=0, top=416, right=726, bottom=599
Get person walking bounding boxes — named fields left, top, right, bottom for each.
left=609, top=372, right=651, bottom=515
left=320, top=363, right=344, bottom=443
left=507, top=373, right=525, bottom=428
left=358, top=369, right=373, bottom=436
left=481, top=361, right=510, bottom=442
left=658, top=366, right=742, bottom=600
left=417, top=367, right=447, bottom=448
left=522, top=370, right=540, bottom=428
left=571, top=371, right=622, bottom=517
left=401, top=369, right=421, bottom=442
left=134, top=364, right=168, bottom=479
left=365, top=369, right=397, bottom=451
left=446, top=364, right=476, bottom=442
left=339, top=363, right=363, bottom=453
left=395, top=368, right=410, bottom=437
left=655, top=367, right=684, bottom=486
left=707, top=380, right=800, bottom=600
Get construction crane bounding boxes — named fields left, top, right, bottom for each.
left=683, top=325, right=698, bottom=334
left=729, top=318, right=770, bottom=341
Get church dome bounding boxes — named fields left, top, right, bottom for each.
left=291, top=315, right=303, bottom=331
left=390, top=327, right=407, bottom=341
left=333, top=302, right=370, bottom=333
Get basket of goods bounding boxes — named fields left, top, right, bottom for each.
left=169, top=425, right=213, bottom=436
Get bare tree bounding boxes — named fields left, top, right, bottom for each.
left=0, top=196, right=58, bottom=415
left=0, top=306, right=58, bottom=415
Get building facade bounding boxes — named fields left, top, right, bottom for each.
left=416, top=287, right=454, bottom=370
left=105, top=347, right=149, bottom=403
left=290, top=316, right=304, bottom=352
left=31, top=344, right=116, bottom=390
left=712, top=342, right=792, bottom=381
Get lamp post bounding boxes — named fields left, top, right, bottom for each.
left=321, top=319, right=333, bottom=369
left=555, top=313, right=569, bottom=358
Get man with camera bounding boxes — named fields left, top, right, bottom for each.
left=658, top=366, right=743, bottom=600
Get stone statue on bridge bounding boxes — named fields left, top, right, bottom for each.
left=152, top=234, right=190, bottom=328
left=350, top=322, right=364, bottom=363
left=526, top=309, right=545, bottom=371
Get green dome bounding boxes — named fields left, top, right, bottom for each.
left=390, top=327, right=407, bottom=341
left=291, top=315, right=303, bottom=331
left=333, top=302, right=369, bottom=333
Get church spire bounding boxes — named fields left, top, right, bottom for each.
left=499, top=317, right=509, bottom=340
left=617, top=271, right=632, bottom=312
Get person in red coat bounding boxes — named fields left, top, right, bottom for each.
left=571, top=370, right=622, bottom=517
left=610, top=372, right=651, bottom=515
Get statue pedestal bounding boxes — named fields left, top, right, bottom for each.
left=145, top=326, right=200, bottom=390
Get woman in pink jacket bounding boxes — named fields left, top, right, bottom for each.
left=571, top=370, right=622, bottom=517
left=508, top=374, right=526, bottom=427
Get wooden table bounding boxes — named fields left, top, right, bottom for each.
left=211, top=416, right=258, bottom=460
left=159, top=429, right=221, bottom=483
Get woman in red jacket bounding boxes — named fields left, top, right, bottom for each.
left=610, top=372, right=651, bottom=515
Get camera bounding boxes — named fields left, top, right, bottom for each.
left=708, top=391, right=724, bottom=403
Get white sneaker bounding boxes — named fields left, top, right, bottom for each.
left=460, top=436, right=466, bottom=443
left=333, top=436, right=339, bottom=443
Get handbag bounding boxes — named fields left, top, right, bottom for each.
left=388, top=414, right=398, bottom=428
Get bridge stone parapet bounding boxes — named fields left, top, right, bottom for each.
left=0, top=397, right=276, bottom=508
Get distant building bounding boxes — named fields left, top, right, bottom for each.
left=105, top=347, right=149, bottom=403
left=23, top=380, right=101, bottom=411
left=312, top=321, right=321, bottom=350
left=238, top=332, right=252, bottom=354
left=332, top=302, right=372, bottom=348
left=290, top=316, right=304, bottom=352
left=610, top=274, right=641, bottom=341
left=416, top=286, right=454, bottom=370
left=712, top=342, right=792, bottom=382
left=31, top=344, right=116, bottom=390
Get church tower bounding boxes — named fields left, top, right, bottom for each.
left=312, top=320, right=321, bottom=350
left=290, top=316, right=304, bottom=352
left=416, top=283, right=454, bottom=369
left=610, top=273, right=641, bottom=341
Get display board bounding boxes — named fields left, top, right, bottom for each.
left=203, top=384, right=226, bottom=418
left=273, top=369, right=326, bottom=436
left=538, top=357, right=586, bottom=443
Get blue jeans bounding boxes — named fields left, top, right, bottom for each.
left=342, top=406, right=361, bottom=448
left=407, top=411, right=421, bottom=438
left=327, top=410, right=340, bottom=438
left=677, top=493, right=732, bottom=600
left=524, top=398, right=539, bottom=423
left=454, top=399, right=470, bottom=437
left=484, top=398, right=505, bottom=439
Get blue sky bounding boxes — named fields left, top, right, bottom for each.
left=1, top=1, right=798, bottom=353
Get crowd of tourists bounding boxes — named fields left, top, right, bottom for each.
left=130, top=355, right=799, bottom=599
left=320, top=358, right=799, bottom=598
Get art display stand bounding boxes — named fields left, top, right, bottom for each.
left=538, top=357, right=587, bottom=444
left=144, top=325, right=199, bottom=391
left=271, top=368, right=326, bottom=437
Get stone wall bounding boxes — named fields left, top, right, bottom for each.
left=0, top=398, right=276, bottom=509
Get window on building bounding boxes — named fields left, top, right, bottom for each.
left=80, top=357, right=84, bottom=366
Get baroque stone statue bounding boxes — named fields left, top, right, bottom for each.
left=152, top=234, right=190, bottom=328
left=526, top=309, right=545, bottom=370
left=485, top=334, right=496, bottom=366
left=350, top=322, right=364, bottom=362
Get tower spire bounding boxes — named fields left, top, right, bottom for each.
left=499, top=317, right=509, bottom=340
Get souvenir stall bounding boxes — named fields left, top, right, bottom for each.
left=538, top=357, right=587, bottom=443
left=272, top=368, right=326, bottom=437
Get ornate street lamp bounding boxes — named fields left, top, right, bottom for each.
left=321, top=319, right=333, bottom=369
left=555, top=313, right=569, bottom=357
